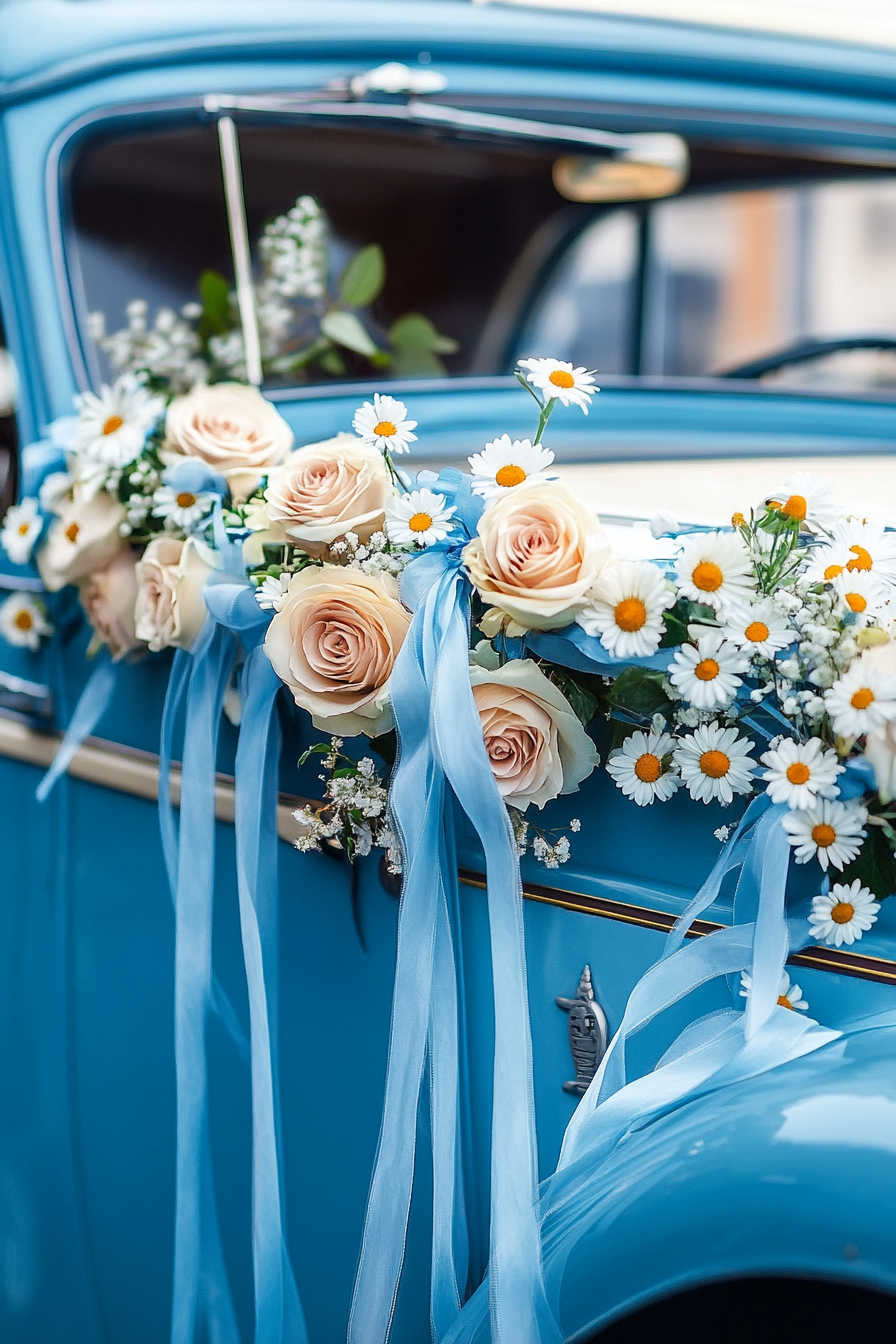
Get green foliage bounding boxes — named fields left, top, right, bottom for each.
left=840, top=820, right=896, bottom=902
left=389, top=313, right=459, bottom=377
left=368, top=729, right=398, bottom=769
left=550, top=669, right=598, bottom=728
left=604, top=666, right=670, bottom=720
left=197, top=269, right=233, bottom=345
left=659, top=599, right=690, bottom=648
left=338, top=244, right=386, bottom=307
left=320, top=310, right=379, bottom=357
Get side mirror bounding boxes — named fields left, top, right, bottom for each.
left=553, top=133, right=689, bottom=202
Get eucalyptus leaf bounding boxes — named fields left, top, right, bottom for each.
left=338, top=244, right=385, bottom=307
left=320, top=310, right=378, bottom=356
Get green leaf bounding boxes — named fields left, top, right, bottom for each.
left=604, top=666, right=670, bottom=719
left=320, top=309, right=378, bottom=357
left=389, top=313, right=459, bottom=377
left=318, top=347, right=347, bottom=376
left=551, top=670, right=598, bottom=727
left=840, top=822, right=896, bottom=902
left=197, top=269, right=233, bottom=342
left=338, top=244, right=385, bottom=307
left=659, top=606, right=690, bottom=648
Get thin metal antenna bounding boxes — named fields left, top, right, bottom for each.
left=216, top=115, right=263, bottom=386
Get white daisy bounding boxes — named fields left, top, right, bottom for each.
left=254, top=573, right=291, bottom=612
left=722, top=598, right=793, bottom=659
left=668, top=635, right=748, bottom=710
left=806, top=517, right=896, bottom=586
left=825, top=656, right=896, bottom=738
left=0, top=592, right=53, bottom=651
left=760, top=737, right=842, bottom=810
left=674, top=721, right=756, bottom=805
left=763, top=471, right=841, bottom=530
left=576, top=560, right=675, bottom=658
left=740, top=969, right=808, bottom=1012
left=72, top=376, right=165, bottom=493
left=606, top=729, right=680, bottom=806
left=516, top=357, right=598, bottom=412
left=468, top=435, right=556, bottom=499
left=832, top=570, right=890, bottom=624
left=352, top=394, right=418, bottom=455
left=674, top=530, right=756, bottom=615
left=781, top=798, right=867, bottom=871
left=808, top=879, right=880, bottom=947
left=385, top=488, right=456, bottom=548
left=0, top=497, right=43, bottom=565
left=151, top=484, right=217, bottom=531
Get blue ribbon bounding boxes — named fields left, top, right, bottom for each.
left=349, top=545, right=558, bottom=1344
left=36, top=651, right=118, bottom=802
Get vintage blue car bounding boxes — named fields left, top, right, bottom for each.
left=1, top=2, right=895, bottom=1342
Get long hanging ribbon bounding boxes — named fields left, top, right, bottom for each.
left=350, top=548, right=558, bottom=1344
left=36, top=651, right=118, bottom=801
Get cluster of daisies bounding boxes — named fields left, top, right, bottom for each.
left=602, top=472, right=896, bottom=949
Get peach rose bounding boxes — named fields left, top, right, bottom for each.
left=38, top=490, right=126, bottom=592
left=470, top=652, right=598, bottom=809
left=134, top=536, right=214, bottom=652
left=78, top=549, right=142, bottom=658
left=163, top=383, right=293, bottom=502
left=463, top=483, right=610, bottom=633
left=264, top=566, right=411, bottom=736
left=265, top=433, right=392, bottom=555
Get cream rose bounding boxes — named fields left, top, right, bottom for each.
left=264, top=566, right=411, bottom=736
left=134, top=536, right=214, bottom=652
left=265, top=433, right=392, bottom=555
left=469, top=652, right=598, bottom=809
left=164, top=383, right=293, bottom=502
left=38, top=490, right=126, bottom=592
left=78, top=549, right=142, bottom=659
left=463, top=483, right=611, bottom=633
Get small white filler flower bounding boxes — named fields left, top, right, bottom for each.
left=668, top=635, right=748, bottom=710
left=782, top=798, right=867, bottom=871
left=808, top=879, right=880, bottom=947
left=740, top=969, right=808, bottom=1012
left=723, top=598, right=793, bottom=659
left=606, top=728, right=680, bottom=806
left=385, top=488, right=456, bottom=548
left=675, top=530, right=756, bottom=615
left=760, top=737, right=843, bottom=810
left=0, top=497, right=43, bottom=565
left=577, top=560, right=675, bottom=658
left=468, top=435, right=556, bottom=499
left=352, top=394, right=418, bottom=455
left=674, top=721, right=756, bottom=805
left=516, top=357, right=598, bottom=412
left=0, top=591, right=53, bottom=651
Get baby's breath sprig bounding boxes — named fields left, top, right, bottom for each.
left=294, top=738, right=399, bottom=866
left=508, top=805, right=581, bottom=869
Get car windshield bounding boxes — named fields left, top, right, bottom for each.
left=67, top=115, right=896, bottom=395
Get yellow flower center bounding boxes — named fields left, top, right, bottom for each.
left=408, top=512, right=433, bottom=533
left=548, top=369, right=575, bottom=388
left=780, top=494, right=807, bottom=521
left=824, top=564, right=844, bottom=580
left=176, top=492, right=197, bottom=508
left=13, top=609, right=33, bottom=631
left=811, top=822, right=836, bottom=848
left=777, top=995, right=794, bottom=1010
left=615, top=597, right=648, bottom=632
left=731, top=512, right=745, bottom=527
left=695, top=657, right=720, bottom=681
left=102, top=414, right=124, bottom=436
left=692, top=560, right=723, bottom=593
left=786, top=762, right=811, bottom=785
left=830, top=901, right=855, bottom=925
left=495, top=464, right=527, bottom=488
left=767, top=499, right=782, bottom=510
left=851, top=687, right=874, bottom=710
left=700, top=749, right=730, bottom=779
left=847, top=545, right=873, bottom=572
left=845, top=591, right=867, bottom=613
left=374, top=420, right=397, bottom=437
left=634, top=753, right=661, bottom=783
left=17, top=522, right=30, bottom=536
left=64, top=521, right=80, bottom=543
left=744, top=620, right=769, bottom=642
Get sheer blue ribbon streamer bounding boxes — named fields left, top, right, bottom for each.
left=36, top=652, right=117, bottom=801
left=350, top=547, right=558, bottom=1344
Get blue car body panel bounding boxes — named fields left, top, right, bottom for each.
left=0, top=3, right=895, bottom=1341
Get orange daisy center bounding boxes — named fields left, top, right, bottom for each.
left=102, top=414, right=124, bottom=436
left=744, top=620, right=769, bottom=642
left=811, top=823, right=836, bottom=848
left=13, top=609, right=33, bottom=631
left=548, top=369, right=575, bottom=388
left=847, top=545, right=873, bottom=572
left=824, top=564, right=844, bottom=580
left=17, top=522, right=30, bottom=536
left=408, top=512, right=433, bottom=533
left=176, top=492, right=197, bottom=508
left=851, top=687, right=874, bottom=710
left=830, top=901, right=855, bottom=924
left=780, top=494, right=807, bottom=521
left=634, top=753, right=661, bottom=783
left=692, top=560, right=723, bottom=593
left=786, top=762, right=811, bottom=785
left=64, top=521, right=80, bottom=543
left=845, top=591, right=867, bottom=613
left=777, top=995, right=794, bottom=1010
left=699, top=749, right=730, bottom=779
left=695, top=658, right=720, bottom=681
left=615, top=597, right=648, bottom=632
left=495, top=464, right=527, bottom=488
left=374, top=419, right=397, bottom=437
